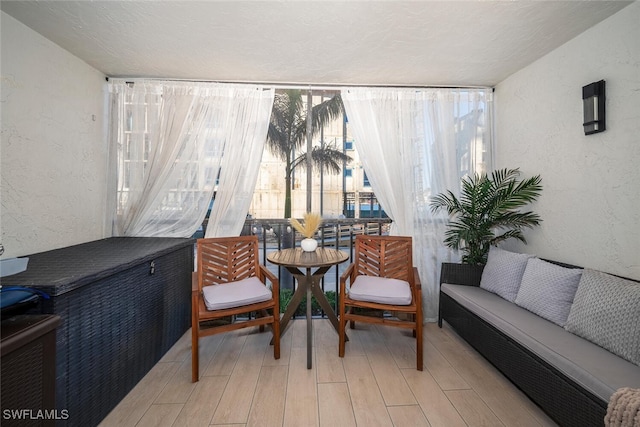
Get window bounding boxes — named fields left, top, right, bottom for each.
left=363, top=171, right=370, bottom=187
left=248, top=88, right=384, bottom=219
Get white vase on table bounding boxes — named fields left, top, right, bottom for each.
left=301, top=238, right=318, bottom=252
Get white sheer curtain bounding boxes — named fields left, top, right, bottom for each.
left=341, top=87, right=493, bottom=321
left=205, top=88, right=274, bottom=237
left=108, top=80, right=273, bottom=238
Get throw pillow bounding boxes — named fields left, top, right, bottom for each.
left=479, top=246, right=535, bottom=302
left=565, top=269, right=640, bottom=366
left=514, top=258, right=583, bottom=326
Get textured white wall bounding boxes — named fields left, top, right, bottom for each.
left=495, top=3, right=640, bottom=279
left=1, top=12, right=108, bottom=258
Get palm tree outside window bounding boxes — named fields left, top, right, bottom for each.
left=264, top=89, right=352, bottom=218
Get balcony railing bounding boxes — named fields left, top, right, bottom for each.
left=198, top=217, right=393, bottom=318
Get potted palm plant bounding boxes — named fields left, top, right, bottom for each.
left=430, top=168, right=542, bottom=283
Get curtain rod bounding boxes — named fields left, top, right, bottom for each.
left=105, top=76, right=493, bottom=91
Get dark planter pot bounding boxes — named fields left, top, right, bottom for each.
left=439, top=262, right=485, bottom=287
left=438, top=262, right=485, bottom=327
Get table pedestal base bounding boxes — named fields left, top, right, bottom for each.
left=274, top=265, right=347, bottom=369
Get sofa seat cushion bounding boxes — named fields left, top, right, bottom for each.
left=441, top=283, right=640, bottom=402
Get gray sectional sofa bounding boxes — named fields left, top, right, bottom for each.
left=438, top=247, right=640, bottom=427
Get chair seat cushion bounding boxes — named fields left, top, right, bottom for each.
left=349, top=275, right=412, bottom=305
left=202, top=276, right=272, bottom=311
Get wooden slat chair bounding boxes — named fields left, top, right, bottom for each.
left=192, top=236, right=280, bottom=382
left=338, top=235, right=423, bottom=370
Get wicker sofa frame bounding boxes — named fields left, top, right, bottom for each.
left=438, top=262, right=608, bottom=427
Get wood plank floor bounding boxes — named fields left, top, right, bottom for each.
left=100, top=320, right=557, bottom=427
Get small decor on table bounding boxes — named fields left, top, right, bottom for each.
left=290, top=213, right=322, bottom=252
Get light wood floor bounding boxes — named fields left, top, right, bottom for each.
left=99, top=319, right=557, bottom=427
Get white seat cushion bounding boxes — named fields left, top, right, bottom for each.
left=202, top=276, right=272, bottom=311
left=441, top=283, right=640, bottom=402
left=349, top=275, right=412, bottom=305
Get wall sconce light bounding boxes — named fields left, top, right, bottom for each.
left=582, top=80, right=606, bottom=135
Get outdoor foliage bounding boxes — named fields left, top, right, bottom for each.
left=430, top=168, right=543, bottom=265
left=280, top=289, right=337, bottom=316
left=267, top=90, right=352, bottom=218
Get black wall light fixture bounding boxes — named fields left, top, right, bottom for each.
left=582, top=80, right=606, bottom=135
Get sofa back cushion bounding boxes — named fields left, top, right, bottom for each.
left=479, top=246, right=535, bottom=302
left=515, top=258, right=583, bottom=327
left=565, top=269, right=640, bottom=366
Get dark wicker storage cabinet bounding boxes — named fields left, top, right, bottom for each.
left=2, top=237, right=194, bottom=427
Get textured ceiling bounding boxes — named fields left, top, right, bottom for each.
left=1, top=1, right=633, bottom=87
